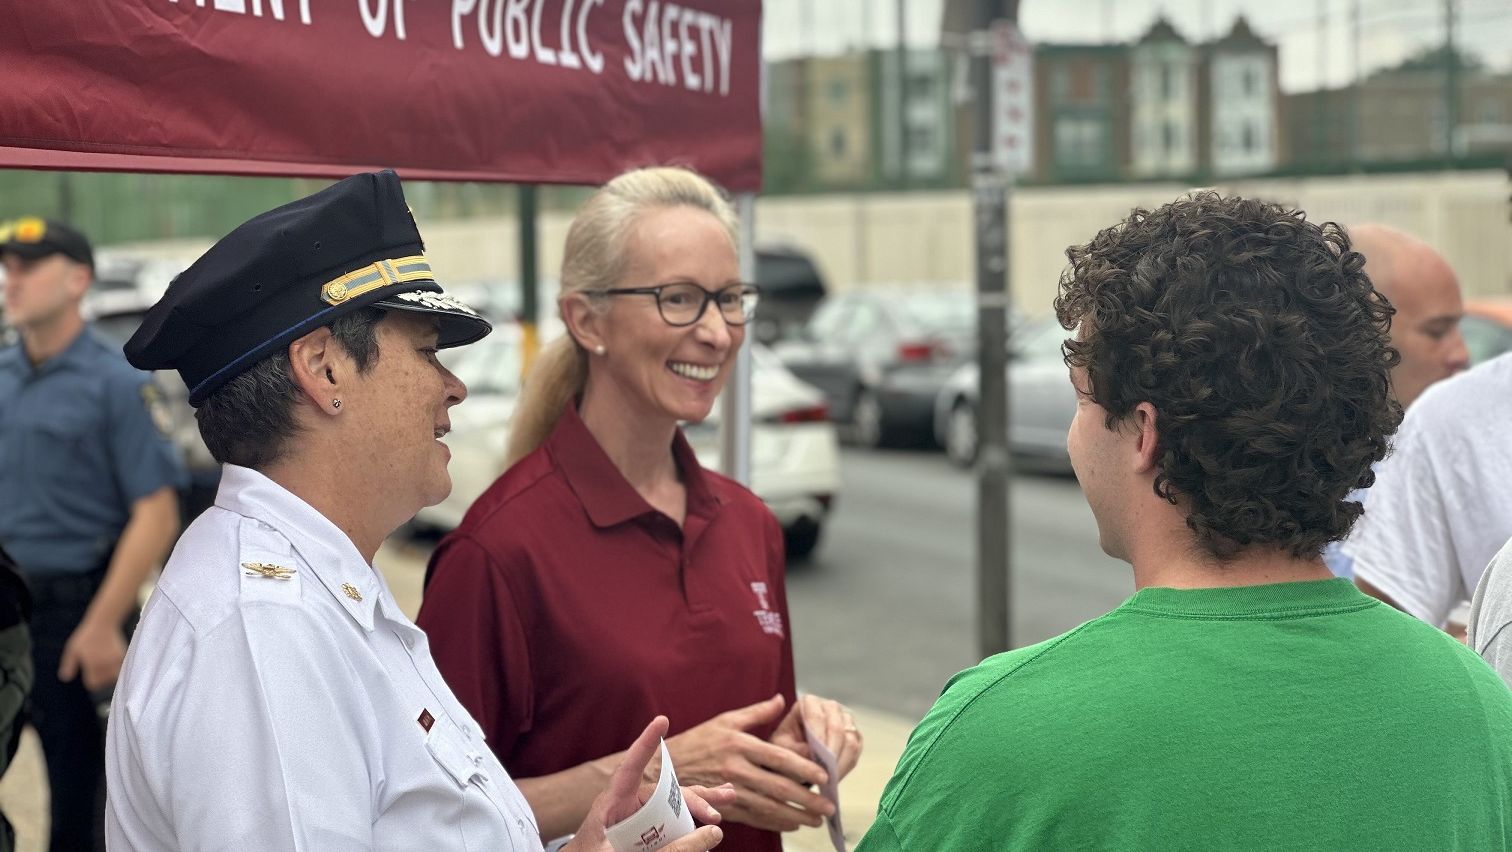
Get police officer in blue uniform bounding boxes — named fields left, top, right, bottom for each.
left=0, top=218, right=184, bottom=852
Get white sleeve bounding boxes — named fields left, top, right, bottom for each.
left=129, top=603, right=379, bottom=851
left=1343, top=415, right=1463, bottom=627
left=1470, top=539, right=1512, bottom=689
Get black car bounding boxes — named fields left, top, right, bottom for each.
left=751, top=245, right=828, bottom=346
left=772, top=289, right=976, bottom=447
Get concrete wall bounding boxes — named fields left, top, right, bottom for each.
left=112, top=170, right=1512, bottom=320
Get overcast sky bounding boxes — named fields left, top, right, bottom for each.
left=763, top=0, right=1512, bottom=93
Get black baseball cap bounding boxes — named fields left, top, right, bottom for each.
left=124, top=170, right=491, bottom=406
left=0, top=218, right=95, bottom=269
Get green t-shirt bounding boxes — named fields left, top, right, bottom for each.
left=859, top=579, right=1512, bottom=851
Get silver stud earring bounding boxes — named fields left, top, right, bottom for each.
left=332, top=398, right=342, bottom=410
left=593, top=345, right=606, bottom=356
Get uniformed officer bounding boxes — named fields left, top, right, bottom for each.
left=0, top=217, right=184, bottom=852
left=105, top=170, right=733, bottom=851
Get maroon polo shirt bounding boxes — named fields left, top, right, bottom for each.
left=418, top=404, right=797, bottom=852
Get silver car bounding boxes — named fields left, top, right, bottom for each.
left=933, top=316, right=1077, bottom=472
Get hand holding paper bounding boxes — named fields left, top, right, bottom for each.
left=568, top=716, right=734, bottom=852
left=664, top=694, right=835, bottom=832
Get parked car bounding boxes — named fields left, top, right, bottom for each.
left=1462, top=298, right=1512, bottom=365
left=750, top=245, right=827, bottom=346
left=933, top=315, right=1077, bottom=472
left=416, top=333, right=843, bottom=561
left=772, top=289, right=976, bottom=448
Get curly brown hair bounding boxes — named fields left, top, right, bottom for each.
left=1055, top=192, right=1402, bottom=560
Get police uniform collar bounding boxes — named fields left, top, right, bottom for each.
left=28, top=325, right=102, bottom=375
left=215, top=465, right=382, bottom=631
left=547, top=403, right=721, bottom=529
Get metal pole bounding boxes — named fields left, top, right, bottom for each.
left=720, top=192, right=756, bottom=485
left=1350, top=0, right=1361, bottom=168
left=1444, top=0, right=1458, bottom=162
left=973, top=0, right=1016, bottom=658
left=896, top=0, right=910, bottom=187
left=58, top=173, right=75, bottom=225
left=518, top=184, right=541, bottom=378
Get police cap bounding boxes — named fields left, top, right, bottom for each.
left=0, top=218, right=95, bottom=269
left=124, top=170, right=491, bottom=406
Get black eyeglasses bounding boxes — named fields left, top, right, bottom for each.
left=595, top=282, right=760, bottom=327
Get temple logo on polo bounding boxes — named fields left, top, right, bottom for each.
left=123, top=169, right=490, bottom=402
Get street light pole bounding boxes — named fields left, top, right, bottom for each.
left=972, top=0, right=1018, bottom=659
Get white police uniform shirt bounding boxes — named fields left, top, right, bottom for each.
left=105, top=464, right=543, bottom=851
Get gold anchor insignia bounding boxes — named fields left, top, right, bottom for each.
left=341, top=583, right=363, bottom=602
left=242, top=562, right=296, bottom=580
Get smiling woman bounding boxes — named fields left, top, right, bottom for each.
left=419, top=166, right=863, bottom=851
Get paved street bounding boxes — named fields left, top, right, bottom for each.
left=786, top=447, right=1130, bottom=721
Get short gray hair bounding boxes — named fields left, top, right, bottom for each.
left=196, top=307, right=385, bottom=469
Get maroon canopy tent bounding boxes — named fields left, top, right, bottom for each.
left=0, top=0, right=765, bottom=480
left=0, top=0, right=762, bottom=190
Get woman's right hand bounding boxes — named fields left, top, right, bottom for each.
left=664, top=694, right=836, bottom=833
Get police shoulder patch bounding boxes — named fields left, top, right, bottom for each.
left=139, top=381, right=174, bottom=439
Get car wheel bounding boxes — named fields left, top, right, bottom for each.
left=784, top=520, right=823, bottom=562
left=849, top=388, right=886, bottom=449
left=945, top=398, right=978, bottom=467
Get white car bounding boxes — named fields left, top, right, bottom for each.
left=417, top=326, right=843, bottom=560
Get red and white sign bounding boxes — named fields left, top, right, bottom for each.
left=0, top=0, right=763, bottom=190
left=991, top=20, right=1033, bottom=179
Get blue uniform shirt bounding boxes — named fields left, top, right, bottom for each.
left=0, top=328, right=186, bottom=574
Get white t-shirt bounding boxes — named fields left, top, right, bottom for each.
left=106, top=465, right=542, bottom=851
left=1469, top=536, right=1512, bottom=689
left=1341, top=354, right=1512, bottom=628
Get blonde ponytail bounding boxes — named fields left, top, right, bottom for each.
left=503, top=165, right=739, bottom=467
left=504, top=334, right=587, bottom=467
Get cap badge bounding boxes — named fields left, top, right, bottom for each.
left=320, top=254, right=433, bottom=306
left=242, top=562, right=296, bottom=580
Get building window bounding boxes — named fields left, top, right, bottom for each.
left=1055, top=116, right=1108, bottom=169
left=1242, top=66, right=1258, bottom=97
left=1161, top=63, right=1175, bottom=99
left=830, top=129, right=847, bottom=157
left=908, top=72, right=933, bottom=101
left=828, top=78, right=848, bottom=105
left=1482, top=100, right=1503, bottom=124
left=1052, top=66, right=1071, bottom=101
left=906, top=126, right=935, bottom=154
left=1242, top=122, right=1257, bottom=154
left=1164, top=121, right=1178, bottom=154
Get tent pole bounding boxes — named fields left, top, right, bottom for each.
left=721, top=193, right=756, bottom=485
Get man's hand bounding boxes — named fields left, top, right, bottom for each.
left=570, top=716, right=733, bottom=852
left=664, top=694, right=835, bottom=832
left=59, top=617, right=127, bottom=692
left=770, top=694, right=863, bottom=782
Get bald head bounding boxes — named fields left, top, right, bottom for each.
left=1350, top=224, right=1469, bottom=408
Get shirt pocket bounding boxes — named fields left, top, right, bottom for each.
left=26, top=415, right=99, bottom=495
left=425, top=716, right=535, bottom=848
